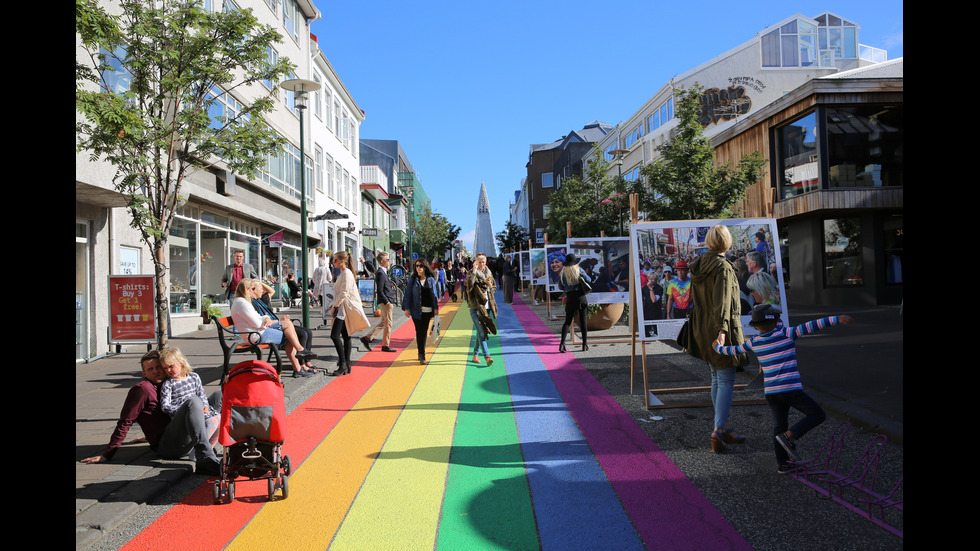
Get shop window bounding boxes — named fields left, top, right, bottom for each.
left=777, top=111, right=819, bottom=198
left=883, top=215, right=903, bottom=285
left=826, top=105, right=903, bottom=189
left=169, top=218, right=200, bottom=313
left=823, top=218, right=862, bottom=287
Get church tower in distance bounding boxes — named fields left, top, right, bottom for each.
left=473, top=182, right=497, bottom=257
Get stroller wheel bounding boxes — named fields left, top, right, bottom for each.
left=281, top=473, right=289, bottom=499
left=227, top=480, right=236, bottom=503
left=283, top=455, right=292, bottom=476
left=213, top=481, right=221, bottom=504
left=268, top=477, right=276, bottom=500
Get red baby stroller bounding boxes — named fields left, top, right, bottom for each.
left=213, top=360, right=291, bottom=504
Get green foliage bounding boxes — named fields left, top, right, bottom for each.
left=638, top=84, right=766, bottom=221
left=496, top=221, right=530, bottom=254
left=413, top=202, right=455, bottom=260
left=76, top=0, right=295, bottom=346
left=546, top=153, right=639, bottom=242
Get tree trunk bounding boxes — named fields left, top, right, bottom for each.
left=153, top=237, right=169, bottom=350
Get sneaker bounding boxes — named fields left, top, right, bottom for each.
left=360, top=337, right=373, bottom=351
left=776, top=433, right=803, bottom=462
left=195, top=456, right=221, bottom=476
left=776, top=463, right=798, bottom=475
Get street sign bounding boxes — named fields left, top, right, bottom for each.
left=362, top=228, right=379, bottom=237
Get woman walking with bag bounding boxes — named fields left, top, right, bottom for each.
left=465, top=253, right=497, bottom=365
left=558, top=253, right=592, bottom=353
left=329, top=251, right=369, bottom=376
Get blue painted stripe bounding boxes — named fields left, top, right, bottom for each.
left=495, top=297, right=645, bottom=551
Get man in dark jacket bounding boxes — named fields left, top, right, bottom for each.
left=360, top=252, right=397, bottom=352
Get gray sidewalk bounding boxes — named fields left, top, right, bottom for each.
left=76, top=309, right=380, bottom=549
left=76, top=299, right=903, bottom=550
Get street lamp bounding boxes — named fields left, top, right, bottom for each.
left=608, top=149, right=629, bottom=236
left=280, top=78, right=321, bottom=328
left=402, top=184, right=416, bottom=263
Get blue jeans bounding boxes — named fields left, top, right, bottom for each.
left=469, top=308, right=490, bottom=357
left=709, top=366, right=736, bottom=429
left=767, top=390, right=826, bottom=465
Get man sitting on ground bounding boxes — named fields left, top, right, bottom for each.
left=80, top=349, right=223, bottom=475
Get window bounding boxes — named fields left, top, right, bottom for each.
left=541, top=173, right=554, bottom=188
left=313, top=72, right=322, bottom=119
left=826, top=105, right=903, bottom=189
left=764, top=14, right=859, bottom=68
left=325, top=153, right=334, bottom=199
left=282, top=0, right=300, bottom=41
left=100, top=46, right=131, bottom=93
left=822, top=218, right=862, bottom=287
left=334, top=101, right=341, bottom=136
left=648, top=97, right=673, bottom=132
left=263, top=46, right=278, bottom=89
left=314, top=145, right=323, bottom=192
left=777, top=111, right=819, bottom=198
left=622, top=124, right=642, bottom=149
left=206, top=87, right=247, bottom=131
left=542, top=204, right=551, bottom=219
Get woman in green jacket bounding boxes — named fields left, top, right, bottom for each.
left=688, top=225, right=749, bottom=453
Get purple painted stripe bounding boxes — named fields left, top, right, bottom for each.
left=511, top=296, right=751, bottom=550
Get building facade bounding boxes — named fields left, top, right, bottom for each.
left=712, top=59, right=903, bottom=305
left=76, top=0, right=363, bottom=361
left=522, top=121, right=612, bottom=245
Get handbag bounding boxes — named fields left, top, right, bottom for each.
left=579, top=276, right=592, bottom=294
left=675, top=319, right=691, bottom=349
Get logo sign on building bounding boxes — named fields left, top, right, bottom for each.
left=108, top=275, right=156, bottom=343
left=267, top=230, right=284, bottom=248
left=362, top=228, right=379, bottom=237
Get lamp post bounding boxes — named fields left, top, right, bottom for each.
left=280, top=78, right=321, bottom=328
left=402, top=184, right=416, bottom=263
left=608, top=149, right=629, bottom=236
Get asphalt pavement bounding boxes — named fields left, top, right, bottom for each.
left=76, top=295, right=903, bottom=550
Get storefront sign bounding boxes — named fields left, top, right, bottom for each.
left=108, top=275, right=156, bottom=343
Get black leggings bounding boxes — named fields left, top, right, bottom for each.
left=331, top=318, right=351, bottom=363
left=413, top=312, right=434, bottom=355
left=562, top=291, right=588, bottom=343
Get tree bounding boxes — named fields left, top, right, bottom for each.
left=496, top=221, right=531, bottom=254
left=638, top=84, right=766, bottom=221
left=76, top=0, right=295, bottom=348
left=413, top=202, right=453, bottom=261
left=546, top=153, right=638, bottom=242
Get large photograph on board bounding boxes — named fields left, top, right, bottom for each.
left=630, top=218, right=787, bottom=341
left=518, top=250, right=531, bottom=281
left=560, top=237, right=630, bottom=304
left=530, top=248, right=546, bottom=286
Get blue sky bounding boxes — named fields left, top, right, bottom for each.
left=310, top=1, right=903, bottom=254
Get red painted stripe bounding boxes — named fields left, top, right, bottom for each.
left=120, top=320, right=419, bottom=551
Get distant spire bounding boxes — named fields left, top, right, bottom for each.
left=474, top=182, right=497, bottom=256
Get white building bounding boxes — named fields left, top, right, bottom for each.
left=309, top=45, right=364, bottom=261
left=75, top=0, right=361, bottom=361
left=590, top=12, right=889, bottom=185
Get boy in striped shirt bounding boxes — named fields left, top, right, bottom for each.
left=713, top=304, right=854, bottom=473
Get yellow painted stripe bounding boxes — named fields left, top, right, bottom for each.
left=225, top=300, right=463, bottom=551
left=329, top=305, right=474, bottom=549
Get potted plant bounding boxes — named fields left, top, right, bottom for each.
left=201, top=298, right=223, bottom=324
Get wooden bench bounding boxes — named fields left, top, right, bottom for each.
left=212, top=316, right=283, bottom=378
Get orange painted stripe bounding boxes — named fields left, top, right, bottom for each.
left=119, top=313, right=427, bottom=551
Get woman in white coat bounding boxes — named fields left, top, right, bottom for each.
left=329, top=251, right=369, bottom=376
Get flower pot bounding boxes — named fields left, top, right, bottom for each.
left=586, top=302, right=624, bottom=331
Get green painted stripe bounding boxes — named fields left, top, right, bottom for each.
left=436, top=313, right=539, bottom=551
left=328, top=303, right=472, bottom=550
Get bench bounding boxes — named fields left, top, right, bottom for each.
left=212, top=316, right=283, bottom=378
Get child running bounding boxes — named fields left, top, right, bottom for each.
left=158, top=348, right=220, bottom=450
left=713, top=304, right=853, bottom=474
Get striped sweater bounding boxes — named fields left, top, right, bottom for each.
left=713, top=316, right=840, bottom=395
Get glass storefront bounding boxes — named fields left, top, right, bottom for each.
left=76, top=222, right=89, bottom=361
left=822, top=218, right=863, bottom=287
left=167, top=206, right=263, bottom=315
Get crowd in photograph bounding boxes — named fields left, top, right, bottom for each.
left=638, top=227, right=781, bottom=322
